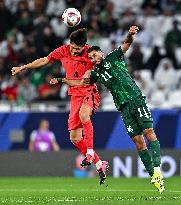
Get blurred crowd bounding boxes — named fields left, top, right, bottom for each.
left=0, top=0, right=181, bottom=110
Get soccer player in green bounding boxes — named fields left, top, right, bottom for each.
left=84, top=26, right=164, bottom=193
left=50, top=26, right=165, bottom=193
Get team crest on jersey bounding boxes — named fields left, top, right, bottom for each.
left=104, top=62, right=111, bottom=69
left=127, top=125, right=133, bottom=133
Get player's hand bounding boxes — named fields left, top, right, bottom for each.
left=128, top=26, right=139, bottom=35
left=11, top=66, right=26, bottom=76
left=50, top=78, right=58, bottom=84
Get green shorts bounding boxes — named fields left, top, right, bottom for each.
left=119, top=96, right=153, bottom=138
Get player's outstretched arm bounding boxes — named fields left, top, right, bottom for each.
left=62, top=79, right=82, bottom=86
left=11, top=57, right=50, bottom=76
left=121, top=26, right=139, bottom=53
left=62, top=78, right=90, bottom=87
left=50, top=70, right=92, bottom=87
left=50, top=77, right=81, bottom=86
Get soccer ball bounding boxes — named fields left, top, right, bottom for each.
left=62, top=8, right=81, bottom=27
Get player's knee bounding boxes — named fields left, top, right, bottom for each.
left=79, top=111, right=89, bottom=122
left=70, top=135, right=82, bottom=144
left=70, top=138, right=80, bottom=144
left=133, top=135, right=147, bottom=151
left=70, top=132, right=82, bottom=144
left=135, top=141, right=146, bottom=150
left=143, top=128, right=157, bottom=141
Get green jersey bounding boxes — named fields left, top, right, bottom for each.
left=90, top=47, right=143, bottom=110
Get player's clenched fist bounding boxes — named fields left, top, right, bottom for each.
left=128, top=26, right=139, bottom=35
left=11, top=65, right=26, bottom=76
left=50, top=78, right=58, bottom=84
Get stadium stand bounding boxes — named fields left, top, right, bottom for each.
left=0, top=0, right=180, bottom=111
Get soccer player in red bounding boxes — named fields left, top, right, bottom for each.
left=11, top=28, right=108, bottom=184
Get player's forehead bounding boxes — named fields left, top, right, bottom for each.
left=88, top=50, right=98, bottom=57
left=70, top=43, right=84, bottom=49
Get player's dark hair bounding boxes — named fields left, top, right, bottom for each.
left=87, top=46, right=102, bottom=54
left=70, top=28, right=87, bottom=46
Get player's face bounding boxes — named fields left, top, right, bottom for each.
left=70, top=43, right=84, bottom=56
left=40, top=120, right=49, bottom=130
left=88, top=50, right=104, bottom=65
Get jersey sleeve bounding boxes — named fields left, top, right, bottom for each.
left=47, top=47, right=64, bottom=62
left=89, top=67, right=100, bottom=84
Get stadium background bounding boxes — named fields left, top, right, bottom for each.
left=0, top=0, right=181, bottom=178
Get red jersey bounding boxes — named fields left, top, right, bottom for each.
left=47, top=44, right=97, bottom=96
